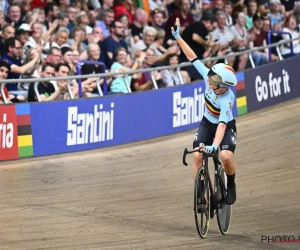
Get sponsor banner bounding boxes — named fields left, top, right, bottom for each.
left=244, top=56, right=300, bottom=112
left=30, top=81, right=238, bottom=157
left=0, top=103, right=33, bottom=161
left=0, top=105, right=19, bottom=160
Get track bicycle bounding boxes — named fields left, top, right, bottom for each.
left=182, top=145, right=232, bottom=238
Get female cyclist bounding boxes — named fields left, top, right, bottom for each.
left=172, top=18, right=237, bottom=205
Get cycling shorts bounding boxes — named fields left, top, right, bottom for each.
left=193, top=116, right=237, bottom=153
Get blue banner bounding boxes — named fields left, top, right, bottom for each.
left=244, top=56, right=300, bottom=112
left=30, top=81, right=237, bottom=157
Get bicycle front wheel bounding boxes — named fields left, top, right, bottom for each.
left=216, top=166, right=232, bottom=235
left=194, top=166, right=210, bottom=238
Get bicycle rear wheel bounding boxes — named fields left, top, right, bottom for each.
left=194, top=166, right=210, bottom=238
left=216, top=166, right=232, bottom=234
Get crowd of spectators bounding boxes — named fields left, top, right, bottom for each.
left=0, top=0, right=299, bottom=103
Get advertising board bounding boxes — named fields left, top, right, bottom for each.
left=244, top=56, right=300, bottom=112
left=30, top=80, right=237, bottom=156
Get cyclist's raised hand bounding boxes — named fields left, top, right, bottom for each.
left=203, top=144, right=218, bottom=154
left=171, top=18, right=181, bottom=39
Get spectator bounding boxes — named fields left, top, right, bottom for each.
left=246, top=0, right=258, bottom=30
left=294, top=2, right=300, bottom=27
left=208, top=10, right=235, bottom=67
left=57, top=0, right=70, bottom=18
left=248, top=12, right=268, bottom=66
left=190, top=0, right=206, bottom=21
left=262, top=17, right=280, bottom=60
left=280, top=14, right=300, bottom=58
left=164, top=0, right=193, bottom=47
left=66, top=6, right=77, bottom=36
left=61, top=47, right=74, bottom=72
left=44, top=2, right=60, bottom=30
left=70, top=49, right=80, bottom=74
left=45, top=47, right=63, bottom=64
left=148, top=0, right=168, bottom=19
left=95, top=9, right=115, bottom=39
left=224, top=1, right=233, bottom=27
left=76, top=10, right=93, bottom=35
left=0, top=25, right=15, bottom=56
left=113, top=0, right=134, bottom=23
left=180, top=10, right=216, bottom=79
left=109, top=47, right=145, bottom=94
left=281, top=0, right=295, bottom=17
left=18, top=47, right=43, bottom=94
left=27, top=62, right=66, bottom=102
left=268, top=0, right=285, bottom=30
left=0, top=11, right=6, bottom=27
left=68, top=26, right=87, bottom=54
left=21, top=47, right=43, bottom=80
left=23, top=22, right=47, bottom=61
left=81, top=43, right=104, bottom=96
left=2, top=37, right=39, bottom=99
left=132, top=48, right=157, bottom=91
left=30, top=7, right=47, bottom=34
left=7, top=4, right=23, bottom=28
left=49, top=62, right=83, bottom=98
left=89, top=10, right=99, bottom=30
left=92, top=27, right=105, bottom=43
left=129, top=8, right=148, bottom=44
left=131, top=26, right=179, bottom=64
left=117, top=14, right=132, bottom=48
left=97, top=0, right=114, bottom=20
left=153, top=28, right=168, bottom=54
left=161, top=53, right=190, bottom=87
left=15, top=23, right=32, bottom=49
left=0, top=60, right=17, bottom=104
left=46, top=27, right=70, bottom=49
left=150, top=9, right=165, bottom=30
left=74, top=0, right=89, bottom=12
left=230, top=12, right=251, bottom=71
left=213, top=0, right=224, bottom=13
left=99, top=20, right=131, bottom=68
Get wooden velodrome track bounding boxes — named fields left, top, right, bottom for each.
left=0, top=99, right=300, bottom=250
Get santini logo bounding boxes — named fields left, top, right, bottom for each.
left=67, top=104, right=114, bottom=146
left=0, top=113, right=14, bottom=149
left=173, top=88, right=204, bottom=127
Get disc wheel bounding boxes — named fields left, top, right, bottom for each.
left=194, top=167, right=210, bottom=238
left=216, top=166, right=232, bottom=235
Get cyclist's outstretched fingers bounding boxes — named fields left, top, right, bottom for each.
left=176, top=17, right=180, bottom=26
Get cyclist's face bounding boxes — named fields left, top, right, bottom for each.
left=208, top=79, right=218, bottom=90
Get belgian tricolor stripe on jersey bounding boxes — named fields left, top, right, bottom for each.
left=235, top=72, right=248, bottom=115
left=16, top=104, right=34, bottom=158
left=205, top=96, right=220, bottom=117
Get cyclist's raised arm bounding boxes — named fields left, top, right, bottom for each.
left=171, top=18, right=209, bottom=78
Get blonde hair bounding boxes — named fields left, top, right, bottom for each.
left=210, top=75, right=222, bottom=85
left=155, top=28, right=165, bottom=40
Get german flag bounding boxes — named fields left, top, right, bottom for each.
left=205, top=96, right=220, bottom=117
left=16, top=104, right=33, bottom=158
left=235, top=73, right=247, bottom=115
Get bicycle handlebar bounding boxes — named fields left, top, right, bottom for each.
left=182, top=147, right=222, bottom=166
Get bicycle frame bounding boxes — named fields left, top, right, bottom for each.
left=183, top=147, right=225, bottom=207
left=183, top=147, right=232, bottom=236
